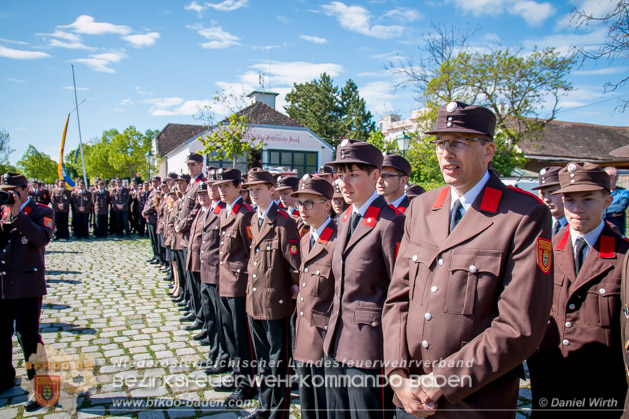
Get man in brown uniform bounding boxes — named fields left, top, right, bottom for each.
left=0, top=173, right=55, bottom=411
left=214, top=168, right=256, bottom=404
left=51, top=179, right=71, bottom=240
left=92, top=180, right=110, bottom=238
left=71, top=179, right=92, bottom=239
left=112, top=178, right=130, bottom=237
left=528, top=162, right=628, bottom=417
left=377, top=153, right=411, bottom=214
left=291, top=175, right=337, bottom=419
left=382, top=101, right=553, bottom=418
left=532, top=166, right=568, bottom=235
left=322, top=140, right=404, bottom=419
left=244, top=168, right=301, bottom=419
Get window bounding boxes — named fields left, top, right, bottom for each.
left=265, top=150, right=318, bottom=176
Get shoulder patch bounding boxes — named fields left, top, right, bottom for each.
left=508, top=186, right=544, bottom=205
left=536, top=237, right=552, bottom=274
left=289, top=243, right=299, bottom=255
left=43, top=217, right=53, bottom=229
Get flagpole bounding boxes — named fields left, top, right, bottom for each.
left=71, top=64, right=88, bottom=187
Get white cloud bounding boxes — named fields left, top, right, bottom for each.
left=321, top=2, right=404, bottom=39
left=122, top=32, right=160, bottom=48
left=59, top=15, right=131, bottom=35
left=522, top=27, right=607, bottom=55
left=276, top=15, right=291, bottom=23
left=8, top=78, right=26, bottom=83
left=247, top=60, right=344, bottom=86
left=300, top=35, right=328, bottom=44
left=381, top=7, right=422, bottom=23
left=0, top=45, right=50, bottom=59
left=573, top=66, right=628, bottom=76
left=63, top=86, right=89, bottom=91
left=446, top=0, right=555, bottom=25
left=73, top=52, right=126, bottom=73
left=120, top=98, right=133, bottom=106
left=189, top=25, right=241, bottom=49
left=145, top=97, right=214, bottom=116
left=0, top=38, right=28, bottom=45
left=48, top=38, right=91, bottom=49
left=49, top=30, right=82, bottom=42
left=135, top=86, right=154, bottom=96
left=206, top=0, right=248, bottom=11
left=37, top=30, right=91, bottom=49
left=359, top=80, right=396, bottom=112
left=185, top=1, right=206, bottom=15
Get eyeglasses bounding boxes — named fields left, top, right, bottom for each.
left=379, top=173, right=404, bottom=180
left=432, top=137, right=489, bottom=153
left=294, top=199, right=327, bottom=210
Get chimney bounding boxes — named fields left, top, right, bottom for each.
left=247, top=90, right=279, bottom=109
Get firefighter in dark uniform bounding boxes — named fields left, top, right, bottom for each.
left=92, top=180, right=110, bottom=238
left=51, top=179, right=71, bottom=240
left=112, top=178, right=130, bottom=237
left=71, top=179, right=92, bottom=239
left=30, top=181, right=51, bottom=206
left=377, top=153, right=411, bottom=214
left=243, top=168, right=301, bottom=419
left=0, top=173, right=54, bottom=411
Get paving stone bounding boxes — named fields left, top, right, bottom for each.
left=0, top=407, right=18, bottom=419
left=77, top=406, right=106, bottom=418
left=137, top=411, right=166, bottom=419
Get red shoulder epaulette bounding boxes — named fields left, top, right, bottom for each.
left=363, top=205, right=381, bottom=227
left=277, top=208, right=288, bottom=219
left=599, top=235, right=616, bottom=258
left=319, top=226, right=334, bottom=244
left=556, top=229, right=571, bottom=251
left=508, top=185, right=544, bottom=205
left=213, top=204, right=222, bottom=214
left=479, top=186, right=502, bottom=213
left=432, top=187, right=449, bottom=210
left=342, top=206, right=352, bottom=222
left=388, top=204, right=401, bottom=216
left=398, top=206, right=407, bottom=214
left=232, top=203, right=241, bottom=214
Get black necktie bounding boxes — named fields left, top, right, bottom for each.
left=553, top=221, right=560, bottom=235
left=449, top=199, right=463, bottom=234
left=309, top=233, right=315, bottom=251
left=574, top=236, right=587, bottom=275
left=349, top=212, right=362, bottom=237
left=258, top=216, right=264, bottom=228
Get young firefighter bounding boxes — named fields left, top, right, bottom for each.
left=377, top=153, right=411, bottom=214
left=291, top=175, right=337, bottom=419
left=243, top=168, right=301, bottom=419
left=528, top=162, right=628, bottom=418
left=213, top=168, right=256, bottom=406
left=323, top=140, right=405, bottom=419
left=532, top=166, right=568, bottom=235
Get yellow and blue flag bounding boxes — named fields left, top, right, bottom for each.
left=58, top=114, right=75, bottom=189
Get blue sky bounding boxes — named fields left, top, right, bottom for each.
left=1, top=0, right=626, bottom=165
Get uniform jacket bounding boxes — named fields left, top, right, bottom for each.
left=382, top=172, right=553, bottom=415
left=391, top=195, right=411, bottom=214
left=92, top=189, right=110, bottom=215
left=246, top=201, right=301, bottom=320
left=142, top=190, right=159, bottom=224
left=218, top=197, right=253, bottom=298
left=186, top=205, right=209, bottom=272
left=0, top=199, right=54, bottom=299
left=294, top=222, right=337, bottom=363
left=163, top=202, right=175, bottom=248
left=156, top=195, right=168, bottom=235
left=175, top=174, right=206, bottom=247
left=199, top=201, right=225, bottom=285
left=529, top=223, right=628, bottom=408
left=323, top=195, right=404, bottom=368
left=71, top=189, right=93, bottom=213
left=171, top=201, right=185, bottom=251
left=51, top=187, right=71, bottom=213
left=111, top=186, right=130, bottom=211
left=30, top=188, right=51, bottom=206
left=137, top=190, right=149, bottom=217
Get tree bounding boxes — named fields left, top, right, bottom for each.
left=17, top=145, right=58, bottom=184
left=387, top=25, right=575, bottom=177
left=572, top=0, right=629, bottom=111
left=285, top=73, right=374, bottom=143
left=366, top=130, right=399, bottom=153
left=0, top=130, right=16, bottom=174
left=198, top=112, right=261, bottom=168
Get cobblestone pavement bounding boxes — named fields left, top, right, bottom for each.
left=0, top=237, right=532, bottom=418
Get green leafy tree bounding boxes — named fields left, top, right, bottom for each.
left=17, top=145, right=58, bottom=183
left=199, top=113, right=260, bottom=168
left=366, top=130, right=399, bottom=153
left=0, top=129, right=16, bottom=174
left=285, top=73, right=374, bottom=143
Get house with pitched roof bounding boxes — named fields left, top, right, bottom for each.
left=153, top=91, right=334, bottom=177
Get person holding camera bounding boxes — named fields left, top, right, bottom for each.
left=0, top=173, right=55, bottom=411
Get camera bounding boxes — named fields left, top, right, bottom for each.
left=0, top=190, right=15, bottom=205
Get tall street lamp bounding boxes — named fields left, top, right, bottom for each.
left=397, top=131, right=411, bottom=158
left=145, top=150, right=155, bottom=181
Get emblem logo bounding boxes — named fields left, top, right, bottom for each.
left=43, top=217, right=53, bottom=229
left=289, top=244, right=298, bottom=255
left=536, top=238, right=552, bottom=274
left=567, top=163, right=577, bottom=173
left=34, top=375, right=60, bottom=407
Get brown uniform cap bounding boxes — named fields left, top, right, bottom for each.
left=553, top=162, right=611, bottom=194
left=178, top=174, right=191, bottom=182
left=0, top=172, right=28, bottom=189
left=212, top=168, right=242, bottom=186
left=317, top=165, right=334, bottom=175
left=405, top=184, right=425, bottom=199
left=332, top=180, right=343, bottom=199
left=531, top=166, right=562, bottom=190
left=167, top=172, right=179, bottom=179
left=243, top=168, right=275, bottom=186
left=382, top=153, right=411, bottom=176
left=152, top=175, right=161, bottom=182
left=187, top=153, right=203, bottom=163
left=291, top=174, right=334, bottom=200
left=325, top=139, right=383, bottom=170
left=198, top=181, right=210, bottom=193
left=275, top=176, right=299, bottom=192
left=424, top=101, right=496, bottom=139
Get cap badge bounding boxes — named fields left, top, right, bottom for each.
left=340, top=139, right=349, bottom=147
left=540, top=168, right=547, bottom=176
left=567, top=163, right=577, bottom=173
left=302, top=174, right=310, bottom=181
left=446, top=101, right=458, bottom=113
